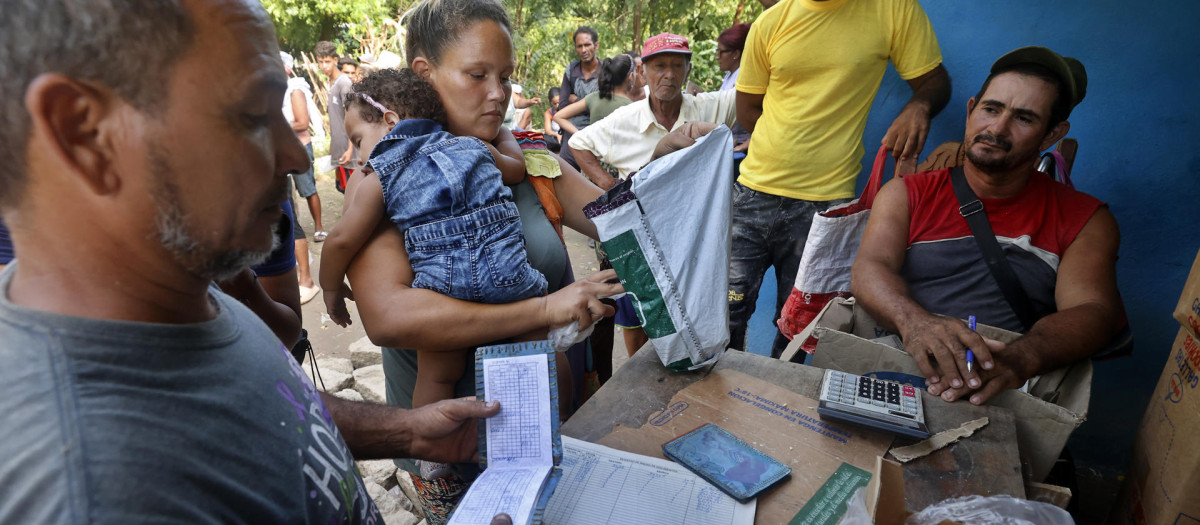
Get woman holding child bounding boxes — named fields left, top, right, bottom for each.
left=328, top=0, right=619, bottom=521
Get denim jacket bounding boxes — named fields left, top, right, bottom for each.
left=369, top=119, right=512, bottom=231
left=367, top=119, right=545, bottom=303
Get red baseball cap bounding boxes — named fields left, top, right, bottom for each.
left=642, top=33, right=691, bottom=60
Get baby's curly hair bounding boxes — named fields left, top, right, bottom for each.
left=346, top=68, right=447, bottom=126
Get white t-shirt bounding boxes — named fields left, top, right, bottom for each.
left=569, top=90, right=737, bottom=179
left=504, top=84, right=524, bottom=127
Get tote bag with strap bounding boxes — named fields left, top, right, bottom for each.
left=777, top=144, right=890, bottom=354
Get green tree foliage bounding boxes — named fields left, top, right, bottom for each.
left=263, top=0, right=412, bottom=56
left=264, top=0, right=762, bottom=123
left=509, top=0, right=762, bottom=100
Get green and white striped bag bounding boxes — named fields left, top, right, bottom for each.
left=583, top=126, right=734, bottom=371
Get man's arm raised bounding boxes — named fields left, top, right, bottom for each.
left=940, top=207, right=1124, bottom=405
left=851, top=177, right=997, bottom=395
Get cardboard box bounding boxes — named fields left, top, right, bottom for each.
left=1110, top=249, right=1200, bottom=525
left=808, top=298, right=1091, bottom=482
left=864, top=457, right=910, bottom=525
left=1173, top=249, right=1200, bottom=339
left=595, top=369, right=894, bottom=525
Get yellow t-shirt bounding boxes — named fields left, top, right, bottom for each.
left=736, top=0, right=942, bottom=200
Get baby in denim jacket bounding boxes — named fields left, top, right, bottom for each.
left=320, top=68, right=546, bottom=409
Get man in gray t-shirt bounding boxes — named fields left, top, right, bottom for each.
left=0, top=1, right=504, bottom=522
left=317, top=41, right=357, bottom=194
left=0, top=270, right=380, bottom=522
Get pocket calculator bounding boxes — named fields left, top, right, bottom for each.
left=817, top=369, right=930, bottom=440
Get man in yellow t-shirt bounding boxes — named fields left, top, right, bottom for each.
left=731, top=0, right=950, bottom=357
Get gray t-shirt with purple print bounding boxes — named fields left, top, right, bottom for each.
left=0, top=264, right=379, bottom=523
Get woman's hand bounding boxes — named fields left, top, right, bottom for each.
left=542, top=269, right=624, bottom=331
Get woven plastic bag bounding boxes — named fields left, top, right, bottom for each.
left=583, top=126, right=734, bottom=371
left=777, top=145, right=889, bottom=354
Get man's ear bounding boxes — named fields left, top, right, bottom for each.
left=24, top=73, right=122, bottom=196
left=411, top=56, right=432, bottom=81
left=966, top=96, right=977, bottom=114
left=1040, top=120, right=1070, bottom=152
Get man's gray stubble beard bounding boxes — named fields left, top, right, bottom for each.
left=149, top=146, right=279, bottom=282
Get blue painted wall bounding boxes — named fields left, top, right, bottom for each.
left=746, top=0, right=1200, bottom=470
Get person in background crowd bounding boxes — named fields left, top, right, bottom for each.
left=730, top=0, right=950, bottom=357
left=623, top=50, right=648, bottom=101
left=556, top=26, right=603, bottom=169
left=357, top=63, right=376, bottom=80
left=543, top=87, right=563, bottom=152
left=0, top=217, right=11, bottom=274
left=571, top=33, right=737, bottom=189
left=288, top=184, right=318, bottom=305
left=554, top=54, right=637, bottom=135
left=503, top=83, right=541, bottom=129
left=0, top=0, right=504, bottom=521
left=230, top=197, right=303, bottom=351
left=280, top=51, right=323, bottom=303
left=340, top=57, right=360, bottom=82
left=717, top=23, right=752, bottom=151
left=315, top=40, right=356, bottom=201
left=560, top=26, right=602, bottom=108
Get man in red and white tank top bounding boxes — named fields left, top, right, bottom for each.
left=852, top=46, right=1125, bottom=406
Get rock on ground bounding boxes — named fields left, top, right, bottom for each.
left=366, top=482, right=421, bottom=525
left=305, top=366, right=353, bottom=393
left=332, top=388, right=364, bottom=402
left=357, top=459, right=399, bottom=489
left=395, top=470, right=427, bottom=521
left=353, top=364, right=387, bottom=404
left=350, top=336, right=383, bottom=369
left=318, top=357, right=354, bottom=375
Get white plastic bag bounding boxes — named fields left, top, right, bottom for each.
left=583, top=126, right=734, bottom=370
left=906, top=495, right=1074, bottom=525
left=836, top=486, right=874, bottom=525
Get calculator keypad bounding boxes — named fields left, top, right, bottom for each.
left=817, top=370, right=929, bottom=439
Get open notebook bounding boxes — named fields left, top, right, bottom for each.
left=447, top=341, right=562, bottom=525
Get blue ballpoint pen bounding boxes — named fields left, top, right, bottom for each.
left=967, top=315, right=977, bottom=373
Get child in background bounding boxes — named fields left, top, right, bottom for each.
left=320, top=68, right=546, bottom=410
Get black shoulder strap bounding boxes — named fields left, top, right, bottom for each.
left=949, top=166, right=1037, bottom=331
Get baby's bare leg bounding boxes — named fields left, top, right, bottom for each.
left=414, top=349, right=468, bottom=408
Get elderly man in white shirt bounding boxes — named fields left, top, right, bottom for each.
left=570, top=33, right=738, bottom=190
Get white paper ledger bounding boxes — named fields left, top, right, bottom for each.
left=449, top=354, right=554, bottom=525
left=544, top=437, right=756, bottom=525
